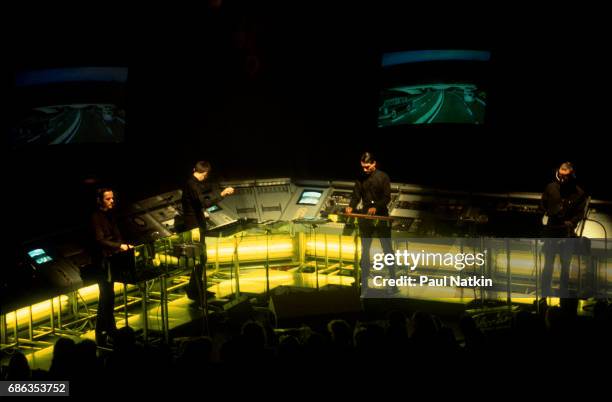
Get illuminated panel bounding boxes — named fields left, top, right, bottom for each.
left=154, top=235, right=295, bottom=266
left=27, top=248, right=53, bottom=264
left=4, top=284, right=127, bottom=331
left=207, top=235, right=295, bottom=263
left=305, top=235, right=359, bottom=261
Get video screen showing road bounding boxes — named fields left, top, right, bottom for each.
left=10, top=67, right=127, bottom=147
left=379, top=50, right=490, bottom=127
left=378, top=83, right=486, bottom=126
left=11, top=104, right=125, bottom=145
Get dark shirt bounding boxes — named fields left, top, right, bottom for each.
left=349, top=169, right=391, bottom=216
left=181, top=176, right=222, bottom=230
left=541, top=180, right=587, bottom=236
left=91, top=209, right=123, bottom=258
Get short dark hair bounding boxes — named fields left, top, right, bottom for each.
left=360, top=152, right=376, bottom=164
left=194, top=161, right=211, bottom=173
left=96, top=188, right=113, bottom=206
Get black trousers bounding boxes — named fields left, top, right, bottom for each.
left=96, top=259, right=117, bottom=336
left=541, top=238, right=575, bottom=298
left=359, top=220, right=396, bottom=292
left=187, top=226, right=208, bottom=305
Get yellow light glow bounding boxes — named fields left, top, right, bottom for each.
left=153, top=237, right=295, bottom=266
left=4, top=234, right=608, bottom=334
left=4, top=284, right=126, bottom=331
left=207, top=236, right=295, bottom=262
left=191, top=228, right=200, bottom=242
left=305, top=236, right=359, bottom=260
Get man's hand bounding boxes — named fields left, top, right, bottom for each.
left=120, top=244, right=134, bottom=251
left=221, top=187, right=235, bottom=197
left=345, top=207, right=353, bottom=214
left=367, top=207, right=377, bottom=215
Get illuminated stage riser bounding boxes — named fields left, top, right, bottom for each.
left=305, top=238, right=612, bottom=279
left=4, top=237, right=610, bottom=332
left=4, top=283, right=126, bottom=333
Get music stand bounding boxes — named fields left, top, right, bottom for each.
left=337, top=212, right=396, bottom=293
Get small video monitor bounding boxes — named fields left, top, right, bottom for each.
left=206, top=205, right=221, bottom=213
left=297, top=190, right=323, bottom=205
left=27, top=248, right=54, bottom=264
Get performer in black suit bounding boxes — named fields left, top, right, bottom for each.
left=540, top=162, right=587, bottom=298
left=346, top=152, right=396, bottom=295
left=181, top=161, right=234, bottom=307
left=91, top=188, right=133, bottom=345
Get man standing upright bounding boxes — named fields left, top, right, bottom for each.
left=540, top=161, right=587, bottom=298
left=181, top=161, right=234, bottom=307
left=91, top=188, right=133, bottom=346
left=346, top=152, right=396, bottom=295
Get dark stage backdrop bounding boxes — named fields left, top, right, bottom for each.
left=5, top=2, right=610, bottom=241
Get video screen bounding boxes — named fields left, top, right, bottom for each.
left=378, top=50, right=490, bottom=127
left=206, top=205, right=221, bottom=213
left=12, top=104, right=125, bottom=146
left=27, top=248, right=53, bottom=264
left=297, top=190, right=323, bottom=205
left=9, top=67, right=128, bottom=147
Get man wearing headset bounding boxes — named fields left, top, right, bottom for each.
left=91, top=188, right=133, bottom=346
left=540, top=162, right=587, bottom=298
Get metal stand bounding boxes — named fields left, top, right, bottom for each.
left=293, top=218, right=331, bottom=291
left=338, top=212, right=395, bottom=293
left=123, top=284, right=129, bottom=327
left=312, top=224, right=319, bottom=290
left=140, top=282, right=149, bottom=343
left=233, top=236, right=241, bottom=299
left=261, top=228, right=272, bottom=301
left=303, top=223, right=320, bottom=290
left=506, top=238, right=512, bottom=306
left=175, top=242, right=210, bottom=336
left=160, top=274, right=169, bottom=343
left=353, top=224, right=360, bottom=290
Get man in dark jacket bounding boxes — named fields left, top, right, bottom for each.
left=345, top=152, right=396, bottom=295
left=91, top=188, right=133, bottom=345
left=540, top=162, right=587, bottom=298
left=181, top=161, right=234, bottom=307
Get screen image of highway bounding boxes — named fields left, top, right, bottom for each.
left=378, top=83, right=486, bottom=126
left=11, top=104, right=125, bottom=145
